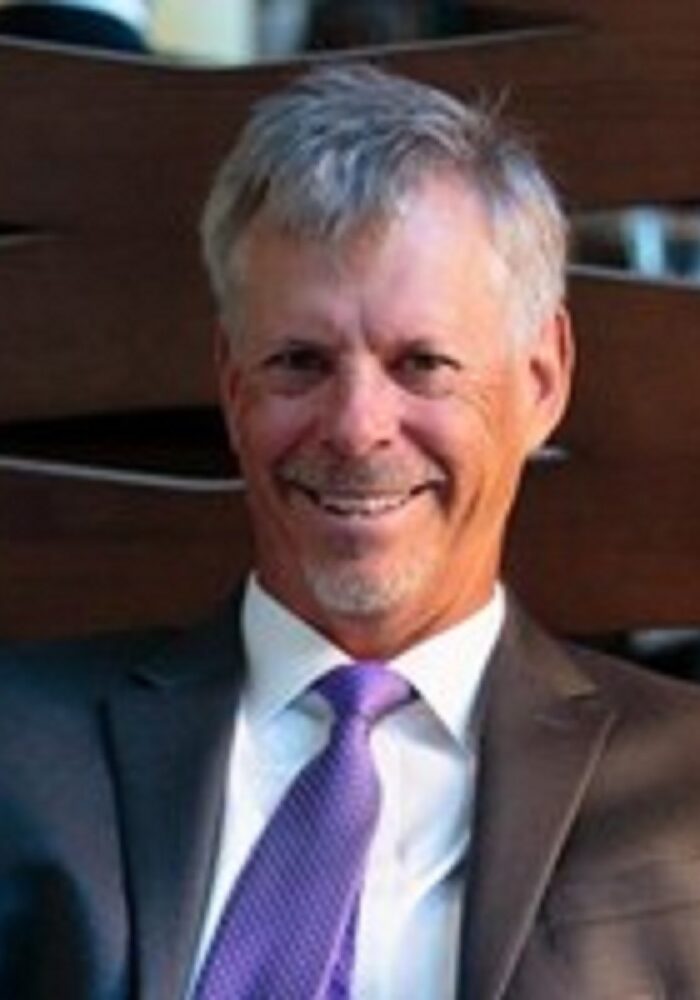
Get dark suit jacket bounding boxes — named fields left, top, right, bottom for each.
left=2, top=595, right=700, bottom=999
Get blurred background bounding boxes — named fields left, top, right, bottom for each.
left=1, top=0, right=696, bottom=286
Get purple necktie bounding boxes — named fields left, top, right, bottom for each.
left=194, top=662, right=413, bottom=999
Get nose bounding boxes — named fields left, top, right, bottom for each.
left=322, top=360, right=399, bottom=458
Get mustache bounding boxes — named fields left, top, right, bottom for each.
left=278, top=454, right=446, bottom=494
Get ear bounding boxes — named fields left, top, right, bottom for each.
left=214, top=321, right=241, bottom=453
left=522, top=305, right=575, bottom=452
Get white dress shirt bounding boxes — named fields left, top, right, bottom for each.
left=189, top=577, right=505, bottom=999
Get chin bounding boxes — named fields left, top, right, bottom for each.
left=304, top=554, right=436, bottom=619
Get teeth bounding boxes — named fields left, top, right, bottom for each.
left=316, top=494, right=411, bottom=517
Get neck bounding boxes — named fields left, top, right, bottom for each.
left=297, top=581, right=498, bottom=659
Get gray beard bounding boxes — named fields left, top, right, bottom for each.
left=303, top=549, right=439, bottom=618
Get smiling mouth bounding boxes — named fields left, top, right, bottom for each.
left=295, top=484, right=431, bottom=518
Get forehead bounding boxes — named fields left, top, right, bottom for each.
left=239, top=175, right=505, bottom=294
left=231, top=180, right=512, bottom=358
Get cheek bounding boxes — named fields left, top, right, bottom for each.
left=420, top=393, right=526, bottom=498
left=233, top=392, right=313, bottom=478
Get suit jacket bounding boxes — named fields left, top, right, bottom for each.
left=2, top=594, right=700, bottom=999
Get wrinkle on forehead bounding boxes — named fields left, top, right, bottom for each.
left=242, top=172, right=507, bottom=281
left=232, top=175, right=516, bottom=357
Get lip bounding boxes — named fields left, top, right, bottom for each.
left=315, top=491, right=412, bottom=517
left=291, top=483, right=434, bottom=520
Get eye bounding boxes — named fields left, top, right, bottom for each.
left=393, top=349, right=462, bottom=396
left=264, top=345, right=330, bottom=371
left=261, top=343, right=332, bottom=394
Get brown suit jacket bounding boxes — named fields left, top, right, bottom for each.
left=2, top=593, right=700, bottom=999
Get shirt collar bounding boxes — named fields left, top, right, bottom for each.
left=241, top=576, right=349, bottom=726
left=241, top=575, right=505, bottom=748
left=390, top=586, right=504, bottom=747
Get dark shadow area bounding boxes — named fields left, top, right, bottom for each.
left=574, top=630, right=700, bottom=685
left=0, top=3, right=150, bottom=53
left=0, top=409, right=232, bottom=477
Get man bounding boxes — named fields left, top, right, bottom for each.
left=2, top=63, right=700, bottom=1000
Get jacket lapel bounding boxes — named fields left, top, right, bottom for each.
left=458, top=606, right=616, bottom=1000
left=105, top=599, right=245, bottom=1000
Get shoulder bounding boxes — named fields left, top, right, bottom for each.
left=0, top=590, right=244, bottom=710
left=566, top=638, right=700, bottom=712
left=508, top=596, right=700, bottom=708
left=498, top=597, right=700, bottom=750
left=502, top=603, right=700, bottom=854
left=0, top=626, right=179, bottom=712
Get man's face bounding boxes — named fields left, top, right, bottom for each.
left=218, top=176, right=571, bottom=654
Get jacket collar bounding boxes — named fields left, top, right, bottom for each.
left=457, top=600, right=616, bottom=1000
left=105, top=593, right=246, bottom=1000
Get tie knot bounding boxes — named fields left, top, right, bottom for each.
left=315, top=661, right=413, bottom=726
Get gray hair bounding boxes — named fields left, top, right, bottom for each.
left=200, top=62, right=567, bottom=341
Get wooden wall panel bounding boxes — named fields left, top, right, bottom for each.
left=507, top=460, right=700, bottom=634
left=2, top=15, right=700, bottom=421
left=563, top=273, right=700, bottom=461
left=0, top=468, right=249, bottom=638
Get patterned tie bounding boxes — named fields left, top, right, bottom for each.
left=194, top=661, right=413, bottom=1000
